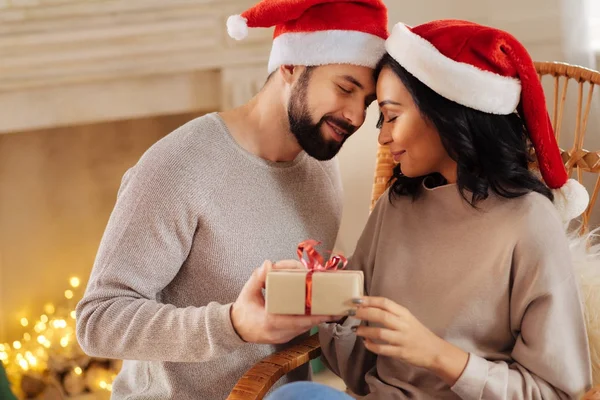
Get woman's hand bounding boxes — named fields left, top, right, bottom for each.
left=351, top=296, right=469, bottom=386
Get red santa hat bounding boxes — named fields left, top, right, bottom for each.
left=227, top=0, right=389, bottom=73
left=385, top=20, right=589, bottom=222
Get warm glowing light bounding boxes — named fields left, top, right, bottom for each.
left=25, top=352, right=37, bottom=367
left=44, top=303, right=55, bottom=315
left=52, top=319, right=66, bottom=329
left=18, top=359, right=29, bottom=371
left=34, top=323, right=47, bottom=333
left=3, top=280, right=114, bottom=387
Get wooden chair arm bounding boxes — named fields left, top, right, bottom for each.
left=583, top=386, right=600, bottom=399
left=226, top=334, right=321, bottom=400
left=227, top=332, right=600, bottom=400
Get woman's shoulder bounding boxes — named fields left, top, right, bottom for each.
left=505, top=191, right=572, bottom=259
left=507, top=191, right=563, bottom=229
left=507, top=192, right=579, bottom=293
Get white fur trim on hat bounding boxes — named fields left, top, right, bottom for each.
left=227, top=14, right=249, bottom=41
left=385, top=23, right=522, bottom=115
left=552, top=179, right=590, bottom=222
left=267, top=30, right=386, bottom=73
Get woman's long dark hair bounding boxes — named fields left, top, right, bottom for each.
left=374, top=53, right=553, bottom=206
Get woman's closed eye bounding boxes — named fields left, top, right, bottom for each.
left=376, top=113, right=398, bottom=128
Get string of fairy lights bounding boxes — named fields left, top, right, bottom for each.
left=1, top=277, right=118, bottom=398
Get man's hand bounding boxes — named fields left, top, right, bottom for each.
left=231, top=260, right=337, bottom=344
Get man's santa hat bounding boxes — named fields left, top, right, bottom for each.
left=227, top=0, right=389, bottom=73
left=385, top=20, right=589, bottom=222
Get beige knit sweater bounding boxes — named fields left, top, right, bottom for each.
left=320, top=183, right=592, bottom=399
left=76, top=113, right=343, bottom=399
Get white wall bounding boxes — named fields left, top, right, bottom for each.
left=334, top=0, right=600, bottom=255
left=0, top=0, right=270, bottom=134
left=334, top=103, right=381, bottom=255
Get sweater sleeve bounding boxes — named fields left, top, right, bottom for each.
left=451, top=201, right=593, bottom=399
left=76, top=147, right=245, bottom=363
left=319, top=195, right=386, bottom=395
left=319, top=317, right=377, bottom=396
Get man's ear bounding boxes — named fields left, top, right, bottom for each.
left=279, top=65, right=299, bottom=85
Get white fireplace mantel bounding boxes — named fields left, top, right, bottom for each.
left=0, top=0, right=272, bottom=134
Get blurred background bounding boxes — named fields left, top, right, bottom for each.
left=0, top=0, right=598, bottom=398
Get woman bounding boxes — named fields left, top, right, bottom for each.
left=267, top=20, right=593, bottom=399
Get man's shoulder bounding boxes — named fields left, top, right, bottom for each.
left=155, top=113, right=222, bottom=151
left=141, top=113, right=223, bottom=164
left=124, top=113, right=225, bottom=185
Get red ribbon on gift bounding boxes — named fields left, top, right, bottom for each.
left=297, top=240, right=348, bottom=315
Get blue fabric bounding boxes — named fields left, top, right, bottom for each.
left=266, top=382, right=353, bottom=400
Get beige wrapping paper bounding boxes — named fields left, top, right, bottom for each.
left=265, top=269, right=364, bottom=315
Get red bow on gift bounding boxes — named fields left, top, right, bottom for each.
left=297, top=240, right=348, bottom=315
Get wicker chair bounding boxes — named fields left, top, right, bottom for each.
left=227, top=61, right=600, bottom=400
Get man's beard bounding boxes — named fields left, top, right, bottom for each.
left=288, top=70, right=358, bottom=161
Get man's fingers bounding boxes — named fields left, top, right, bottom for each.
left=270, top=314, right=336, bottom=330
left=244, top=260, right=272, bottom=294
left=308, top=315, right=339, bottom=325
left=261, top=259, right=275, bottom=274
left=272, top=259, right=305, bottom=270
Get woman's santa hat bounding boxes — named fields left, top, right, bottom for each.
left=227, top=0, right=389, bottom=73
left=385, top=20, right=589, bottom=222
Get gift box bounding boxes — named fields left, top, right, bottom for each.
left=265, top=240, right=364, bottom=315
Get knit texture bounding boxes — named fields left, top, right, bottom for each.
left=320, top=182, right=592, bottom=399
left=76, top=113, right=343, bottom=399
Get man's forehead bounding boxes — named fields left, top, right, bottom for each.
left=333, top=69, right=376, bottom=88
left=339, top=75, right=365, bottom=89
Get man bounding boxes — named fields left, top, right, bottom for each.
left=76, top=0, right=388, bottom=398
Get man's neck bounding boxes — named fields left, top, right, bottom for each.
left=219, top=86, right=303, bottom=163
